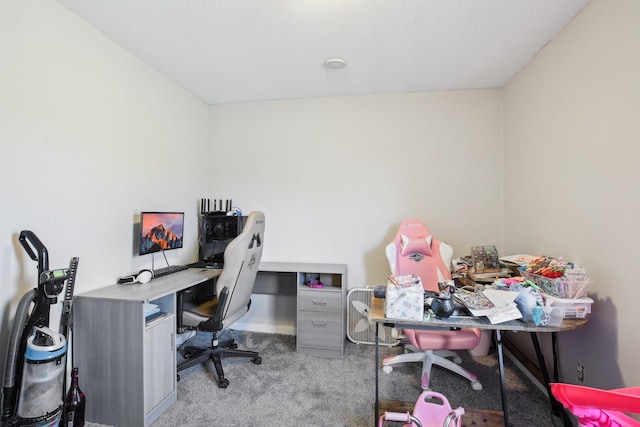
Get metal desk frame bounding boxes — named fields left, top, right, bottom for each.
left=371, top=297, right=588, bottom=427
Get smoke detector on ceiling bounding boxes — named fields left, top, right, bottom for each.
left=324, top=58, right=347, bottom=71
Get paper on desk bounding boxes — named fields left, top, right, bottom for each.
left=482, top=289, right=522, bottom=324
left=499, top=254, right=538, bottom=266
left=143, top=303, right=160, bottom=317
left=455, top=289, right=522, bottom=324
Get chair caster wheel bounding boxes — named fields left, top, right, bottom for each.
left=176, top=374, right=180, bottom=382
left=253, top=356, right=262, bottom=365
left=471, top=381, right=483, bottom=391
left=218, top=379, right=229, bottom=388
left=229, top=343, right=238, bottom=349
left=382, top=365, right=393, bottom=374
left=453, top=356, right=462, bottom=364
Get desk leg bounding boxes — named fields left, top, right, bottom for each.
left=374, top=322, right=379, bottom=426
left=176, top=290, right=184, bottom=333
left=496, top=330, right=509, bottom=427
left=530, top=332, right=571, bottom=427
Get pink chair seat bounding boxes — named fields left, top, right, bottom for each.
left=407, top=328, right=481, bottom=351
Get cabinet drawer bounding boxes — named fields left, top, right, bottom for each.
left=297, top=311, right=343, bottom=348
left=298, top=289, right=341, bottom=313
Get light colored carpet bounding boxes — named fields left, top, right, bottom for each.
left=130, top=330, right=566, bottom=427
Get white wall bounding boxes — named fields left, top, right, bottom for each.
left=209, top=91, right=504, bottom=287
left=10, top=0, right=631, bottom=399
left=503, top=0, right=640, bottom=388
left=208, top=92, right=503, bottom=332
left=0, top=0, right=209, bottom=374
left=1, top=0, right=505, bottom=356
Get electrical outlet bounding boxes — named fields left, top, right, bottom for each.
left=576, top=362, right=585, bottom=383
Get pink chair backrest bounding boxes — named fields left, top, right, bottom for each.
left=391, top=219, right=451, bottom=292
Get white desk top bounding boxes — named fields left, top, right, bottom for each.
left=77, top=261, right=347, bottom=304
left=76, top=268, right=221, bottom=303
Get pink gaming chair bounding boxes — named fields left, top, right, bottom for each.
left=382, top=219, right=483, bottom=391
left=551, top=383, right=640, bottom=427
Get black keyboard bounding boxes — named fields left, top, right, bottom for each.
left=186, top=260, right=223, bottom=269
left=153, top=265, right=188, bottom=278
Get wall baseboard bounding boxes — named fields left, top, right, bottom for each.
left=503, top=346, right=546, bottom=395
left=502, top=339, right=577, bottom=426
left=232, top=322, right=296, bottom=336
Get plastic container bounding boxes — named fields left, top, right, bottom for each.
left=385, top=275, right=424, bottom=320
left=468, top=330, right=492, bottom=357
left=544, top=294, right=593, bottom=319
left=17, top=327, right=67, bottom=421
left=521, top=270, right=590, bottom=299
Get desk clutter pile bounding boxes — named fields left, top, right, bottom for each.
left=384, top=254, right=593, bottom=326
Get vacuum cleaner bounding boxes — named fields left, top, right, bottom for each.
left=1, top=231, right=79, bottom=427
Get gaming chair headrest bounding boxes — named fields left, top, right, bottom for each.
left=395, top=219, right=434, bottom=258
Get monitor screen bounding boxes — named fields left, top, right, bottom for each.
left=139, top=212, right=184, bottom=256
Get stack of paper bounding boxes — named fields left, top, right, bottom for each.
left=454, top=289, right=522, bottom=324
left=143, top=303, right=160, bottom=318
left=499, top=254, right=539, bottom=266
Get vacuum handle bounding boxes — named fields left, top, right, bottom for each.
left=19, top=230, right=49, bottom=273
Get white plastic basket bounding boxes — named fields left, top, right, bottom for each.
left=543, top=294, right=593, bottom=319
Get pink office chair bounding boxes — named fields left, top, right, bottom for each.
left=382, top=219, right=482, bottom=391
left=551, top=383, right=640, bottom=427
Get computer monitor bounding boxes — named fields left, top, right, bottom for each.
left=139, top=212, right=184, bottom=256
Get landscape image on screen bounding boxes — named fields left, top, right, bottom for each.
left=139, top=212, right=184, bottom=255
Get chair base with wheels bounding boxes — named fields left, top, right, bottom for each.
left=383, top=339, right=483, bottom=391
left=177, top=329, right=262, bottom=388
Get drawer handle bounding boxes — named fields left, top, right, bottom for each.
left=311, top=300, right=327, bottom=306
left=312, top=320, right=327, bottom=327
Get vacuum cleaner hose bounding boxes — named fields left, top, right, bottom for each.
left=1, top=289, right=36, bottom=421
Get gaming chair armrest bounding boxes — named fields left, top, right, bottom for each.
left=194, top=287, right=229, bottom=332
left=211, top=286, right=229, bottom=329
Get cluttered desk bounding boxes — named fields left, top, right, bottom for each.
left=371, top=295, right=589, bottom=426
left=375, top=220, right=593, bottom=427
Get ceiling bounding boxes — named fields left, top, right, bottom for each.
left=53, top=0, right=590, bottom=105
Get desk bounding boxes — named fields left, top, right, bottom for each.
left=74, top=262, right=347, bottom=426
left=371, top=297, right=588, bottom=427
left=74, top=268, right=221, bottom=427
